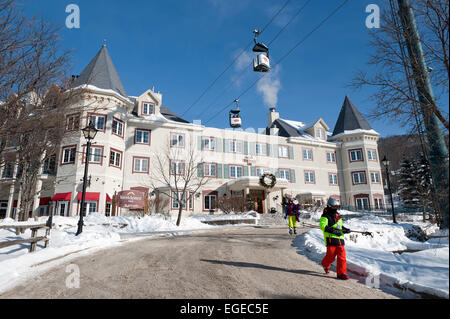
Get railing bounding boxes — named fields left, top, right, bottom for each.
left=0, top=223, right=52, bottom=252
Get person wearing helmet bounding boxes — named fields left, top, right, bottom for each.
left=284, top=199, right=298, bottom=235
left=319, top=197, right=351, bottom=280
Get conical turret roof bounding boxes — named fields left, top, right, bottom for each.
left=72, top=44, right=127, bottom=98
left=332, top=96, right=372, bottom=136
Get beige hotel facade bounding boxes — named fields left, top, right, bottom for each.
left=0, top=45, right=386, bottom=218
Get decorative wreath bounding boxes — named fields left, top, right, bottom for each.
left=259, top=173, right=277, bottom=189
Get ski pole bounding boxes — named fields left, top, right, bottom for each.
left=300, top=222, right=373, bottom=237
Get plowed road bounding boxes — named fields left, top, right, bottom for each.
left=1, top=226, right=399, bottom=299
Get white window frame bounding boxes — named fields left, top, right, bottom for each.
left=352, top=172, right=367, bottom=184
left=368, top=149, right=377, bottom=161
left=204, top=163, right=217, bottom=177
left=303, top=149, right=313, bottom=160
left=87, top=146, right=103, bottom=164
left=133, top=157, right=149, bottom=173
left=349, top=149, right=363, bottom=162
left=279, top=169, right=291, bottom=181
left=110, top=149, right=121, bottom=168
left=142, top=102, right=155, bottom=115
left=229, top=140, right=243, bottom=153
left=256, top=167, right=270, bottom=177
left=88, top=114, right=106, bottom=131
left=62, top=146, right=76, bottom=164
left=329, top=173, right=338, bottom=185
left=374, top=198, right=384, bottom=210
left=316, top=128, right=325, bottom=140
left=171, top=133, right=185, bottom=148
left=326, top=152, right=336, bottom=163
left=255, top=143, right=267, bottom=156
left=112, top=118, right=124, bottom=137
left=278, top=145, right=289, bottom=158
left=135, top=129, right=150, bottom=144
left=170, top=161, right=185, bottom=175
left=370, top=172, right=381, bottom=183
left=229, top=165, right=243, bottom=178
left=305, top=171, right=315, bottom=183
left=203, top=137, right=216, bottom=151
left=204, top=194, right=217, bottom=211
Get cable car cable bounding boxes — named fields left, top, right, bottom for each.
left=204, top=0, right=349, bottom=125
left=194, top=0, right=311, bottom=120
left=180, top=0, right=292, bottom=118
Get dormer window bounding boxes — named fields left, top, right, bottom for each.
left=142, top=102, right=155, bottom=115
left=316, top=128, right=325, bottom=140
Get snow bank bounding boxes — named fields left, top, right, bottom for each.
left=295, top=215, right=449, bottom=298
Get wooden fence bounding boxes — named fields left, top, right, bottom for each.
left=0, top=223, right=51, bottom=253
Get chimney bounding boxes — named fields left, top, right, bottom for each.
left=268, top=107, right=279, bottom=127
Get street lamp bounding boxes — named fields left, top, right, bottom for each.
left=382, top=155, right=397, bottom=224
left=76, top=122, right=98, bottom=236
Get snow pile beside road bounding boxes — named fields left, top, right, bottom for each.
left=294, top=215, right=449, bottom=298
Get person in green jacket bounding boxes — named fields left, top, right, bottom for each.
left=319, top=198, right=351, bottom=280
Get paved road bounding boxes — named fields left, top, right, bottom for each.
left=1, top=226, right=399, bottom=299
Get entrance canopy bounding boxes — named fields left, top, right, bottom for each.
left=226, top=176, right=289, bottom=192
left=52, top=192, right=72, bottom=201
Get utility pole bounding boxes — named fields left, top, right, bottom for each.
left=396, top=0, right=449, bottom=228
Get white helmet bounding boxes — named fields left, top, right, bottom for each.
left=327, top=198, right=340, bottom=208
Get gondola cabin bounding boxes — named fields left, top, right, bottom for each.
left=229, top=109, right=242, bottom=128
left=253, top=53, right=270, bottom=72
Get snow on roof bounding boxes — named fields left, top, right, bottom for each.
left=73, top=84, right=133, bottom=104
left=330, top=128, right=379, bottom=140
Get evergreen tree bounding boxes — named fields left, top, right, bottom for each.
left=415, top=154, right=434, bottom=221
left=398, top=158, right=419, bottom=207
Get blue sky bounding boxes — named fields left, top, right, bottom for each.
left=21, top=0, right=415, bottom=137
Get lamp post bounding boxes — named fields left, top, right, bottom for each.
left=382, top=155, right=397, bottom=224
left=76, top=122, right=98, bottom=236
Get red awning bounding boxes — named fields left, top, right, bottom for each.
left=77, top=192, right=100, bottom=201
left=52, top=193, right=72, bottom=201
left=106, top=194, right=112, bottom=202
left=39, top=197, right=51, bottom=205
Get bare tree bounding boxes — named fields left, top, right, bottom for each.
left=147, top=139, right=210, bottom=226
left=349, top=0, right=449, bottom=132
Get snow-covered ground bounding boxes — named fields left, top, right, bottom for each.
left=0, top=212, right=257, bottom=294
left=294, top=210, right=449, bottom=299
left=0, top=210, right=448, bottom=299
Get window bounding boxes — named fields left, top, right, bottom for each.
left=370, top=172, right=381, bottom=183
left=66, top=114, right=80, bottom=131
left=279, top=169, right=291, bottom=181
left=81, top=201, right=98, bottom=215
left=256, top=167, right=270, bottom=177
left=255, top=143, right=267, bottom=156
left=303, top=149, right=313, bottom=160
left=356, top=197, right=370, bottom=210
left=86, top=146, right=103, bottom=164
left=278, top=145, right=289, bottom=158
left=1, top=163, right=14, bottom=179
left=142, top=102, right=155, bottom=115
left=204, top=163, right=217, bottom=177
left=326, top=151, right=336, bottom=163
left=171, top=133, right=185, bottom=148
left=204, top=194, right=217, bottom=211
left=329, top=173, right=338, bottom=185
left=109, top=149, right=122, bottom=168
left=349, top=149, right=363, bottom=162
left=352, top=172, right=367, bottom=184
left=368, top=149, right=377, bottom=161
left=43, top=155, right=56, bottom=175
left=88, top=114, right=106, bottom=131
left=62, top=146, right=76, bottom=164
left=203, top=137, right=216, bottom=151
left=133, top=157, right=149, bottom=173
left=135, top=129, right=150, bottom=144
left=305, top=171, right=315, bottom=183
left=230, top=165, right=243, bottom=178
left=170, top=161, right=185, bottom=175
left=374, top=197, right=384, bottom=210
left=229, top=140, right=243, bottom=153
left=316, top=128, right=325, bottom=140
left=112, top=118, right=124, bottom=137
left=172, top=192, right=187, bottom=209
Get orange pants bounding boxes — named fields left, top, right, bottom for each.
left=321, top=245, right=347, bottom=275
